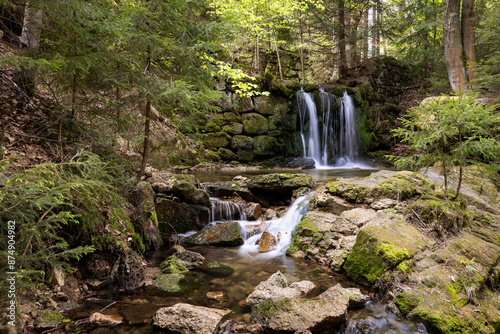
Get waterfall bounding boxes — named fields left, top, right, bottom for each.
left=297, top=89, right=322, bottom=165
left=238, top=192, right=314, bottom=258
left=297, top=88, right=363, bottom=168
left=209, top=198, right=246, bottom=225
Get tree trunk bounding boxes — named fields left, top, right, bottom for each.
left=337, top=0, right=348, bottom=79
left=20, top=3, right=42, bottom=48
left=444, top=0, right=466, bottom=92
left=137, top=49, right=152, bottom=181
left=361, top=9, right=369, bottom=61
left=275, top=39, right=283, bottom=80
left=17, top=2, right=42, bottom=97
left=461, top=0, right=476, bottom=83
left=371, top=4, right=377, bottom=57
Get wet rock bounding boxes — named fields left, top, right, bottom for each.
left=283, top=157, right=316, bottom=169
left=156, top=198, right=209, bottom=234
left=245, top=271, right=316, bottom=306
left=183, top=221, right=244, bottom=246
left=159, top=256, right=188, bottom=274
left=243, top=221, right=268, bottom=238
left=250, top=297, right=348, bottom=333
left=207, top=291, right=228, bottom=302
left=205, top=262, right=235, bottom=277
left=89, top=312, right=123, bottom=327
left=245, top=202, right=263, bottom=221
left=153, top=303, right=231, bottom=334
left=318, top=284, right=368, bottom=309
left=258, top=231, right=278, bottom=253
left=148, top=273, right=203, bottom=296
left=121, top=302, right=159, bottom=325
left=165, top=245, right=205, bottom=270
left=248, top=173, right=314, bottom=206
left=264, top=209, right=278, bottom=220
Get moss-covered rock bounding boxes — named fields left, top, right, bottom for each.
left=224, top=112, right=241, bottom=123
left=183, top=221, right=243, bottom=246
left=217, top=148, right=238, bottom=161
left=222, top=122, right=243, bottom=135
left=231, top=135, right=254, bottom=150
left=205, top=121, right=221, bottom=132
left=156, top=198, right=209, bottom=233
left=249, top=173, right=314, bottom=190
left=170, top=180, right=210, bottom=205
left=237, top=149, right=254, bottom=162
left=253, top=136, right=279, bottom=156
left=159, top=256, right=188, bottom=274
left=205, top=262, right=235, bottom=277
left=254, top=95, right=279, bottom=115
left=148, top=273, right=202, bottom=296
left=343, top=217, right=434, bottom=285
left=204, top=132, right=231, bottom=149
left=242, top=113, right=269, bottom=135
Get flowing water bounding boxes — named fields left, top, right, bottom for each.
left=82, top=169, right=425, bottom=334
left=296, top=89, right=372, bottom=169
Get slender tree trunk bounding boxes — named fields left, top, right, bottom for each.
left=299, top=17, right=305, bottom=82
left=337, top=0, right=348, bottom=79
left=444, top=0, right=466, bottom=92
left=137, top=49, right=152, bottom=181
left=275, top=39, right=283, bottom=80
left=371, top=4, right=378, bottom=57
left=376, top=0, right=381, bottom=55
left=461, top=0, right=477, bottom=84
left=361, top=9, right=369, bottom=61
left=441, top=134, right=449, bottom=197
left=453, top=129, right=464, bottom=200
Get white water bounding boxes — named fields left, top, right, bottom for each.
left=297, top=88, right=371, bottom=169
left=238, top=193, right=314, bottom=258
left=209, top=198, right=246, bottom=224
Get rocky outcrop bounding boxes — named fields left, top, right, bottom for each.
left=163, top=245, right=205, bottom=270
left=248, top=173, right=314, bottom=206
left=183, top=221, right=244, bottom=246
left=318, top=284, right=368, bottom=309
left=245, top=271, right=316, bottom=306
left=153, top=303, right=230, bottom=334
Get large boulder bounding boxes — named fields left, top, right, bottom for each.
left=129, top=181, right=161, bottom=250
left=343, top=213, right=435, bottom=285
left=156, top=198, right=209, bottom=234
left=242, top=113, right=269, bottom=135
left=253, top=95, right=280, bottom=115
left=204, top=132, right=231, bottom=149
left=153, top=303, right=231, bottom=334
left=250, top=298, right=348, bottom=333
left=318, top=284, right=368, bottom=309
left=245, top=271, right=316, bottom=306
left=183, top=221, right=244, bottom=246
left=169, top=180, right=210, bottom=205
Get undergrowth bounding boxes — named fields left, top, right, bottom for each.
left=0, top=150, right=136, bottom=292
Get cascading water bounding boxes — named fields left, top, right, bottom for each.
left=238, top=192, right=314, bottom=258
left=208, top=198, right=246, bottom=225
left=297, top=88, right=367, bottom=168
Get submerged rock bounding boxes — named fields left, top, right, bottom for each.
left=89, top=312, right=123, bottom=327
left=205, top=262, right=235, bottom=277
left=183, top=221, right=244, bottom=246
left=245, top=271, right=316, bottom=306
left=148, top=273, right=203, bottom=296
left=153, top=303, right=231, bottom=334
left=250, top=297, right=348, bottom=333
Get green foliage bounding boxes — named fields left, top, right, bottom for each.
left=0, top=151, right=134, bottom=291
left=390, top=92, right=500, bottom=199
left=475, top=2, right=500, bottom=91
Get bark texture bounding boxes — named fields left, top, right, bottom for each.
left=443, top=0, right=466, bottom=92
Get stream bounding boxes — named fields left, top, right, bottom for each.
left=83, top=168, right=427, bottom=334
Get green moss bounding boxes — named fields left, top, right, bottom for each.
left=379, top=243, right=411, bottom=267
left=40, top=310, right=63, bottom=325
left=151, top=209, right=158, bottom=227
left=255, top=298, right=292, bottom=318
left=205, top=262, right=234, bottom=277
left=396, top=259, right=413, bottom=274
left=405, top=196, right=469, bottom=230
left=159, top=256, right=188, bottom=274
left=395, top=292, right=421, bottom=316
